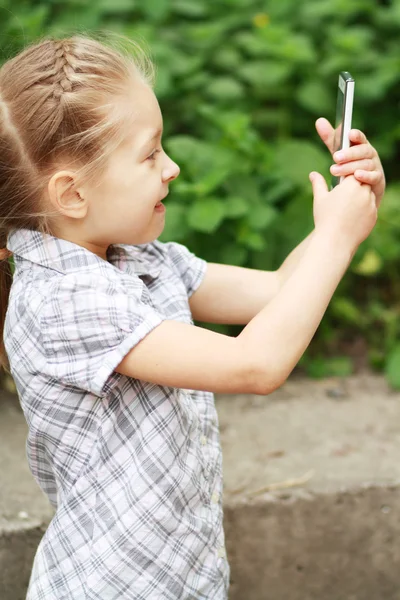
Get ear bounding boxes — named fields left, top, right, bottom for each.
left=47, top=170, right=88, bottom=219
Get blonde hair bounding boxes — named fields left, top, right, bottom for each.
left=0, top=32, right=154, bottom=369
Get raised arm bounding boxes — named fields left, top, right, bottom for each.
left=188, top=231, right=315, bottom=325
left=188, top=124, right=386, bottom=326
left=116, top=175, right=377, bottom=395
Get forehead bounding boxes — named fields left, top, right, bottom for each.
left=124, top=81, right=163, bottom=139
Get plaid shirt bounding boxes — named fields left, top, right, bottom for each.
left=5, top=228, right=229, bottom=600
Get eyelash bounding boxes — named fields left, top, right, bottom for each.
left=147, top=149, right=161, bottom=161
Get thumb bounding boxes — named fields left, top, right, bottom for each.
left=315, top=117, right=335, bottom=155
left=309, top=171, right=329, bottom=199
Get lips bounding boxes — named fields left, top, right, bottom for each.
left=154, top=200, right=166, bottom=213
left=154, top=190, right=168, bottom=210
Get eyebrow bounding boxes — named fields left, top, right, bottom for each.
left=143, top=128, right=163, bottom=147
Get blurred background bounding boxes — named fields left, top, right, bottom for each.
left=1, top=0, right=400, bottom=384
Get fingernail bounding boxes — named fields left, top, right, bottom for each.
left=334, top=151, right=344, bottom=161
left=331, top=165, right=340, bottom=174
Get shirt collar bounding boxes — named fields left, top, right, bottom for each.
left=7, top=228, right=161, bottom=279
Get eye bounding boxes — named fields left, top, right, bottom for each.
left=147, top=149, right=161, bottom=162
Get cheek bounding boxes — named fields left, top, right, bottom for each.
left=102, top=164, right=160, bottom=214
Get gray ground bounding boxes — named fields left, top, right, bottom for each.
left=1, top=373, right=400, bottom=599
left=218, top=374, right=400, bottom=499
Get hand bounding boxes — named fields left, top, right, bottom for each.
left=310, top=172, right=377, bottom=253
left=315, top=117, right=386, bottom=207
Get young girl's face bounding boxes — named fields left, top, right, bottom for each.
left=84, top=80, right=180, bottom=248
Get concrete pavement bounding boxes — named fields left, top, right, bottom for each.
left=1, top=374, right=399, bottom=599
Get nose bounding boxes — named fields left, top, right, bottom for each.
left=162, top=155, right=180, bottom=183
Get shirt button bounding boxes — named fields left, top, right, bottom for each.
left=200, top=435, right=207, bottom=446
left=217, top=547, right=226, bottom=559
left=211, top=491, right=220, bottom=504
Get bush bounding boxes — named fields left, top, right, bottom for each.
left=1, top=0, right=400, bottom=382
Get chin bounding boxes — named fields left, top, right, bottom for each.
left=131, top=224, right=165, bottom=246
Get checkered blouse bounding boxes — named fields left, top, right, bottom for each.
left=5, top=228, right=229, bottom=599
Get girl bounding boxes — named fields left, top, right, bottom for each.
left=0, top=34, right=384, bottom=599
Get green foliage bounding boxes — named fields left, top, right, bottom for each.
left=1, top=0, right=400, bottom=382
left=301, top=355, right=354, bottom=379
left=386, top=344, right=400, bottom=389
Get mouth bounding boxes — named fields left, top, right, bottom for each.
left=154, top=190, right=168, bottom=212
left=154, top=200, right=166, bottom=213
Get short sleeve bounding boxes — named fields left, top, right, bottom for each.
left=40, top=273, right=165, bottom=396
left=160, top=241, right=207, bottom=297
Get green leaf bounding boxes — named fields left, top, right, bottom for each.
left=140, top=0, right=170, bottom=21
left=327, top=357, right=353, bottom=377
left=212, top=47, right=243, bottom=71
left=187, top=199, right=225, bottom=233
left=353, top=249, right=383, bottom=277
left=370, top=184, right=400, bottom=261
left=193, top=167, right=232, bottom=196
left=185, top=20, right=237, bottom=49
left=237, top=226, right=266, bottom=250
left=220, top=243, right=248, bottom=266
left=263, top=179, right=295, bottom=204
left=168, top=53, right=203, bottom=78
left=305, top=356, right=353, bottom=378
left=304, top=356, right=330, bottom=379
left=18, top=5, right=50, bottom=33
left=160, top=202, right=188, bottom=241
left=247, top=204, right=277, bottom=230
left=297, top=80, right=333, bottom=114
left=172, top=0, right=209, bottom=18
left=206, top=77, right=245, bottom=101
left=330, top=26, right=374, bottom=54
left=279, top=35, right=315, bottom=64
left=95, top=0, right=135, bottom=14
left=273, top=140, right=330, bottom=188
left=225, top=197, right=249, bottom=218
left=235, top=31, right=272, bottom=56
left=166, top=136, right=236, bottom=190
left=331, top=297, right=362, bottom=325
left=239, top=60, right=291, bottom=89
left=154, top=68, right=173, bottom=98
left=225, top=176, right=262, bottom=203
left=277, top=192, right=314, bottom=248
left=385, top=345, right=400, bottom=389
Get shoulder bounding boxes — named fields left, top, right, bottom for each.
left=15, top=267, right=147, bottom=330
left=43, top=269, right=147, bottom=316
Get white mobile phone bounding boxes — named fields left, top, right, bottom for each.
left=331, top=71, right=355, bottom=188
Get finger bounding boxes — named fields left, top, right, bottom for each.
left=354, top=169, right=382, bottom=186
left=315, top=117, right=335, bottom=154
left=348, top=129, right=368, bottom=146
left=333, top=143, right=376, bottom=164
left=331, top=159, right=375, bottom=177
left=309, top=171, right=328, bottom=197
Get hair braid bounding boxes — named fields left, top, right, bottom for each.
left=53, top=41, right=75, bottom=99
